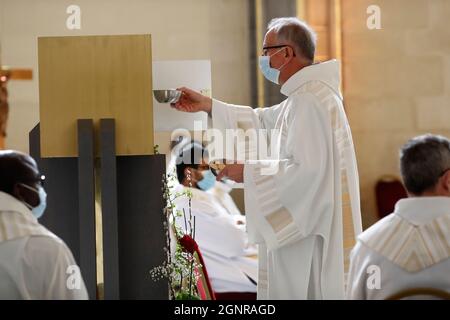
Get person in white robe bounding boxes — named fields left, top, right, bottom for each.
left=172, top=18, right=362, bottom=299
left=172, top=142, right=257, bottom=294
left=0, top=150, right=88, bottom=300
left=347, top=134, right=450, bottom=300
left=209, top=179, right=244, bottom=217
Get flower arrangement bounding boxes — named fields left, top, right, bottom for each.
left=150, top=151, right=203, bottom=300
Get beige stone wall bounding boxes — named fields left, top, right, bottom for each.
left=209, top=0, right=251, bottom=104
left=4, top=0, right=448, bottom=229
left=342, top=0, right=450, bottom=228
left=0, top=0, right=251, bottom=153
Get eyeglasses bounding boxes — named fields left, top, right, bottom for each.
left=262, top=44, right=296, bottom=56
left=23, top=174, right=46, bottom=187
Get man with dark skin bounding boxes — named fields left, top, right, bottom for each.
left=0, top=150, right=88, bottom=299
left=0, top=151, right=42, bottom=209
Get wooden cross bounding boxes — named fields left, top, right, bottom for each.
left=0, top=66, right=33, bottom=149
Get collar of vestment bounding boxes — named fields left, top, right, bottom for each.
left=394, top=197, right=450, bottom=225
left=280, top=59, right=342, bottom=99
left=0, top=191, right=53, bottom=243
left=173, top=184, right=212, bottom=206
left=358, top=196, right=450, bottom=272
left=174, top=183, right=207, bottom=198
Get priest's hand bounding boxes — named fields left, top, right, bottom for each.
left=171, top=87, right=212, bottom=114
left=216, top=164, right=244, bottom=183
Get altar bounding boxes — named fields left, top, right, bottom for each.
left=33, top=34, right=210, bottom=300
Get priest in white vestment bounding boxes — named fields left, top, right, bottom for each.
left=172, top=17, right=362, bottom=299
left=347, top=135, right=450, bottom=300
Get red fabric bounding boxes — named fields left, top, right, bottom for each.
left=178, top=234, right=257, bottom=300
left=214, top=292, right=257, bottom=300
left=178, top=234, right=216, bottom=300
left=196, top=271, right=208, bottom=300
left=375, top=179, right=408, bottom=219
left=194, top=244, right=216, bottom=300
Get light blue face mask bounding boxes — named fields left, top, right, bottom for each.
left=197, top=170, right=216, bottom=191
left=258, top=48, right=288, bottom=85
left=20, top=183, right=47, bottom=219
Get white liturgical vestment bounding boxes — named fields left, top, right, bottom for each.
left=347, top=197, right=450, bottom=300
left=208, top=60, right=362, bottom=299
left=0, top=191, right=88, bottom=300
left=173, top=185, right=257, bottom=293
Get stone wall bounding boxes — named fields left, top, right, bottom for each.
left=342, top=0, right=450, bottom=227
left=0, top=0, right=251, bottom=152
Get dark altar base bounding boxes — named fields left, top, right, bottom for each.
left=29, top=119, right=168, bottom=300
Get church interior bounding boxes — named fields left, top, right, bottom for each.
left=1, top=0, right=450, bottom=302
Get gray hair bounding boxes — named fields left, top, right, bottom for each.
left=400, top=134, right=450, bottom=195
left=268, top=17, right=317, bottom=62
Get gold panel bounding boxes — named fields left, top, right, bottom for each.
left=38, top=35, right=154, bottom=157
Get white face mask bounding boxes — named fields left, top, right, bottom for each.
left=197, top=170, right=216, bottom=191
left=258, top=47, right=289, bottom=84
left=20, top=183, right=47, bottom=219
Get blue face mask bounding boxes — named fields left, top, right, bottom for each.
left=197, top=170, right=216, bottom=191
left=20, top=183, right=47, bottom=219
left=258, top=48, right=288, bottom=85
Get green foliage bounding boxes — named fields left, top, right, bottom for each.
left=149, top=169, right=201, bottom=300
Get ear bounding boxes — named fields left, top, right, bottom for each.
left=12, top=183, right=23, bottom=200
left=12, top=183, right=39, bottom=207
left=442, top=170, right=450, bottom=194
left=285, top=46, right=295, bottom=58
left=284, top=46, right=290, bottom=58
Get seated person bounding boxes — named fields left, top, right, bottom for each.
left=172, top=142, right=257, bottom=295
left=0, top=150, right=88, bottom=299
left=346, top=134, right=450, bottom=299
left=208, top=176, right=244, bottom=218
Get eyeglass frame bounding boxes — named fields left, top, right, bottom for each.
left=261, top=44, right=296, bottom=57
left=21, top=174, right=46, bottom=187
